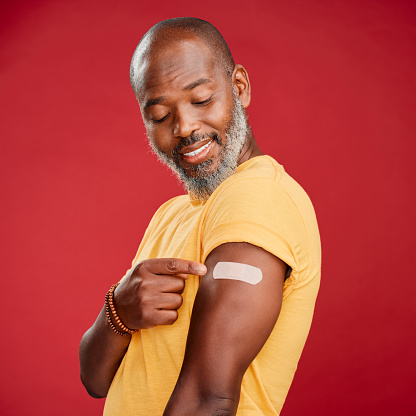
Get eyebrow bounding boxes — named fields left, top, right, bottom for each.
left=143, top=78, right=213, bottom=110
left=144, top=96, right=166, bottom=110
left=183, top=78, right=212, bottom=91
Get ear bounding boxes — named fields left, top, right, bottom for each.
left=232, top=64, right=251, bottom=108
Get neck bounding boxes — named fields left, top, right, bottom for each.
left=237, top=128, right=263, bottom=166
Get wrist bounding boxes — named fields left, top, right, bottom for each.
left=105, top=283, right=139, bottom=336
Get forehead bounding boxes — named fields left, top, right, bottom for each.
left=135, top=37, right=224, bottom=101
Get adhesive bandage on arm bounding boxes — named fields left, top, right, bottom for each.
left=212, top=262, right=263, bottom=285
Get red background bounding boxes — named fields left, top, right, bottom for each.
left=1, top=1, right=415, bottom=415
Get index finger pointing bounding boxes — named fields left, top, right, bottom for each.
left=144, top=258, right=207, bottom=276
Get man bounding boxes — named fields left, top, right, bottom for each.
left=79, top=17, right=321, bottom=416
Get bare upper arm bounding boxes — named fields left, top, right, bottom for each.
left=164, top=242, right=287, bottom=415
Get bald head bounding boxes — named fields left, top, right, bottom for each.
left=130, top=17, right=235, bottom=95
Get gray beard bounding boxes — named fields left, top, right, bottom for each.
left=147, top=92, right=249, bottom=201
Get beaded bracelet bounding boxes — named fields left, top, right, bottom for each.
left=105, top=283, right=139, bottom=336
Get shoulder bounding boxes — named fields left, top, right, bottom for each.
left=201, top=156, right=319, bottom=279
left=203, top=155, right=307, bottom=229
left=148, top=194, right=190, bottom=225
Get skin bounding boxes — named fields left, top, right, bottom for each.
left=163, top=243, right=286, bottom=416
left=79, top=259, right=207, bottom=398
left=79, top=31, right=286, bottom=416
left=136, top=35, right=262, bottom=172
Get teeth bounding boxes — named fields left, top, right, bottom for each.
left=183, top=140, right=213, bottom=157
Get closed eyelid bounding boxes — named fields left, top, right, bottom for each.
left=192, top=95, right=214, bottom=105
left=150, top=112, right=170, bottom=123
left=146, top=102, right=170, bottom=122
left=147, top=94, right=214, bottom=123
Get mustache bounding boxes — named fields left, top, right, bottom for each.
left=172, top=132, right=222, bottom=157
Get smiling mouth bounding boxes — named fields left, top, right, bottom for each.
left=182, top=139, right=213, bottom=157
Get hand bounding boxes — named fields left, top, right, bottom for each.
left=113, top=258, right=207, bottom=330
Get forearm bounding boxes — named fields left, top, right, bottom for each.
left=79, top=259, right=206, bottom=399
left=79, top=305, right=131, bottom=398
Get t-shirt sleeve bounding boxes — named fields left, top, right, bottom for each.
left=201, top=176, right=311, bottom=292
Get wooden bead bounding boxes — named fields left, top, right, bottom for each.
left=105, top=283, right=139, bottom=336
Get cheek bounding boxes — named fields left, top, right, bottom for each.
left=146, top=128, right=174, bottom=155
left=203, top=101, right=232, bottom=133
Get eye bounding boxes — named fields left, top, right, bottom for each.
left=193, top=96, right=213, bottom=106
left=150, top=112, right=170, bottom=124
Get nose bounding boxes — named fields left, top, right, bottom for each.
left=173, top=108, right=201, bottom=138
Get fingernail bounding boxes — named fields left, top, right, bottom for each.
left=197, top=265, right=206, bottom=274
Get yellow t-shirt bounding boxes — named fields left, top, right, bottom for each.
left=103, top=155, right=321, bottom=416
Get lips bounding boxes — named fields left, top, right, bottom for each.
left=178, top=139, right=215, bottom=166
left=182, top=139, right=213, bottom=157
